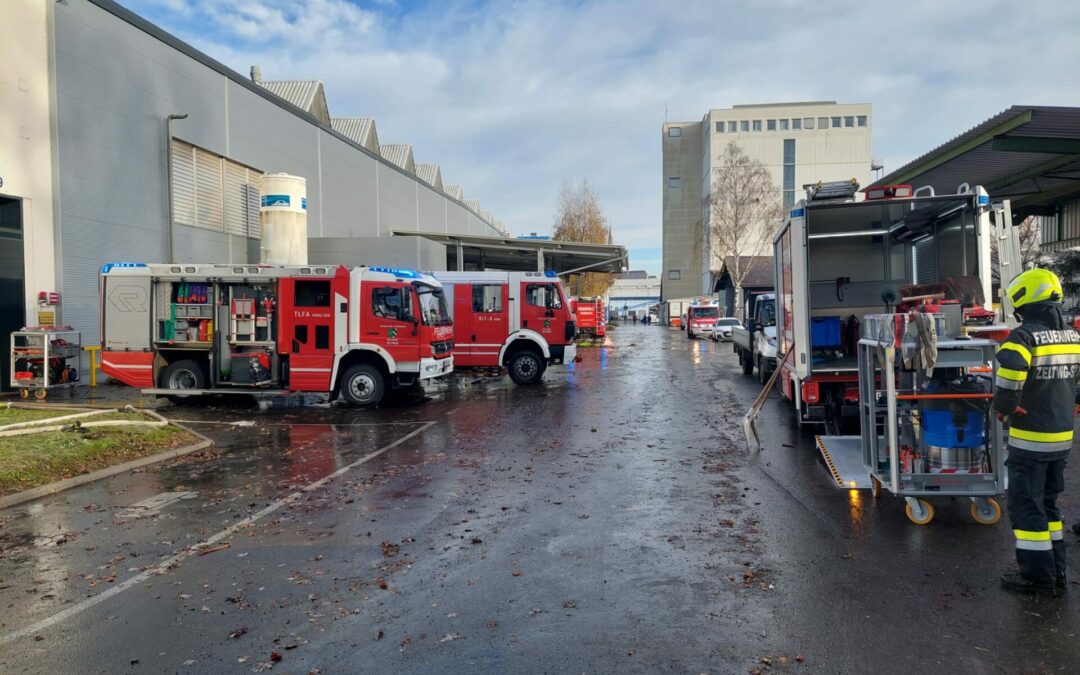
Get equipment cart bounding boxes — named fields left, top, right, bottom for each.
left=10, top=328, right=81, bottom=400
left=856, top=313, right=1005, bottom=525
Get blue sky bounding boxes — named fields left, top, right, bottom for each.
left=126, top=0, right=1080, bottom=276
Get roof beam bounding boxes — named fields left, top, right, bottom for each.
left=986, top=154, right=1080, bottom=192
left=886, top=110, right=1032, bottom=185
left=992, top=136, right=1080, bottom=154
left=1013, top=179, right=1080, bottom=209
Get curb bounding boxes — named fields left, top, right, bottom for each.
left=0, top=421, right=214, bottom=511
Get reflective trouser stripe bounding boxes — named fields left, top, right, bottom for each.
left=1014, top=527, right=1053, bottom=551
left=1050, top=521, right=1064, bottom=541
left=1010, top=437, right=1074, bottom=452
left=995, top=376, right=1022, bottom=390
left=1016, top=539, right=1054, bottom=551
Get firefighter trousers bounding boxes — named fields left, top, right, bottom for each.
left=1006, top=452, right=1067, bottom=586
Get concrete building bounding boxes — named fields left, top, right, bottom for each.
left=662, top=101, right=873, bottom=300
left=1, top=0, right=513, bottom=383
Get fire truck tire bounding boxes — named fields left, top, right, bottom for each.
left=161, top=359, right=207, bottom=391
left=340, top=364, right=385, bottom=407
left=507, top=349, right=545, bottom=385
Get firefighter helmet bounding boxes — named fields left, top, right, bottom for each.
left=1006, top=268, right=1063, bottom=308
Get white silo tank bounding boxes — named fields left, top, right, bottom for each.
left=259, top=173, right=308, bottom=265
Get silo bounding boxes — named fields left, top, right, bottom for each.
left=259, top=173, right=308, bottom=265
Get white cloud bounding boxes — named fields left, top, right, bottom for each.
left=130, top=0, right=1080, bottom=273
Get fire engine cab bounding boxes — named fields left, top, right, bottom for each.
left=685, top=301, right=721, bottom=339
left=99, top=262, right=454, bottom=406
left=434, top=271, right=577, bottom=384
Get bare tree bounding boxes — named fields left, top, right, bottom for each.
left=553, top=180, right=615, bottom=297
left=708, top=142, right=783, bottom=318
left=991, top=215, right=1043, bottom=285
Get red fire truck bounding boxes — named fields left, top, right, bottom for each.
left=685, top=301, right=721, bottom=339
left=572, top=297, right=606, bottom=339
left=99, top=262, right=454, bottom=406
left=434, top=271, right=577, bottom=384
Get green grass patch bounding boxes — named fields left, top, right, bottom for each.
left=0, top=417, right=198, bottom=497
left=0, top=407, right=79, bottom=425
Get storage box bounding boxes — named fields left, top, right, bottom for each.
left=811, top=316, right=842, bottom=347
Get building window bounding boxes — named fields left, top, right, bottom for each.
left=715, top=121, right=724, bottom=133
left=804, top=117, right=815, bottom=129
left=767, top=119, right=777, bottom=131
left=668, top=269, right=681, bottom=280
left=818, top=117, right=828, bottom=129
left=171, top=138, right=262, bottom=237
left=779, top=119, right=789, bottom=130
left=844, top=116, right=854, bottom=127
left=668, top=177, right=682, bottom=189
left=740, top=120, right=749, bottom=132
left=728, top=121, right=737, bottom=132
left=857, top=115, right=868, bottom=127
left=668, top=127, right=682, bottom=137
left=752, top=120, right=762, bottom=131
left=792, top=118, right=802, bottom=130
left=831, top=116, right=841, bottom=128
left=783, top=139, right=796, bottom=210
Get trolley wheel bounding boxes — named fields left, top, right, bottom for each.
left=34, top=389, right=48, bottom=400
left=19, top=389, right=29, bottom=399
left=904, top=498, right=935, bottom=526
left=870, top=476, right=882, bottom=499
left=971, top=498, right=1002, bottom=526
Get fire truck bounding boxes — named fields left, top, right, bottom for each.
left=772, top=181, right=1016, bottom=432
left=99, top=262, right=454, bottom=406
left=685, top=301, right=721, bottom=339
left=434, top=271, right=577, bottom=384
left=572, top=297, right=606, bottom=339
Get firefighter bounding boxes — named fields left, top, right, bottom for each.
left=994, top=268, right=1080, bottom=595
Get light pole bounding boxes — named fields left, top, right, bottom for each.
left=165, top=113, right=188, bottom=262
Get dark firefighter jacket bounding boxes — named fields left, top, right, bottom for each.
left=993, top=302, right=1080, bottom=460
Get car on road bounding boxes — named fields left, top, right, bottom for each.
left=707, top=317, right=742, bottom=341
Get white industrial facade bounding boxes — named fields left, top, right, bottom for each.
left=0, top=0, right=508, bottom=380
left=661, top=101, right=873, bottom=300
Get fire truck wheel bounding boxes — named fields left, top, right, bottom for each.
left=507, top=350, right=545, bottom=385
left=161, top=359, right=206, bottom=391
left=340, top=364, right=385, bottom=407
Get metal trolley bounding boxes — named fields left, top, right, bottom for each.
left=10, top=329, right=81, bottom=400
left=859, top=314, right=1005, bottom=526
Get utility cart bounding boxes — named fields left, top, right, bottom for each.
left=10, top=328, right=81, bottom=400
left=856, top=313, right=1005, bottom=526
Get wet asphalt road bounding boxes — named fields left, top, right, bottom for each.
left=1, top=325, right=1079, bottom=674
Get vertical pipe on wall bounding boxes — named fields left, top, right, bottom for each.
left=164, top=113, right=188, bottom=263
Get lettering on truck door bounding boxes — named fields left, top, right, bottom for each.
left=281, top=277, right=339, bottom=391
left=368, top=283, right=420, bottom=367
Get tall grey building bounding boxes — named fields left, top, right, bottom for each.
left=662, top=101, right=873, bottom=300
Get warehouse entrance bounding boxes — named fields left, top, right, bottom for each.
left=0, top=197, right=25, bottom=391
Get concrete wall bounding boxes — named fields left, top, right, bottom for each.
left=26, top=0, right=502, bottom=347
left=308, top=237, right=447, bottom=272
left=0, top=0, right=59, bottom=322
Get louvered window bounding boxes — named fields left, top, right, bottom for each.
left=171, top=139, right=262, bottom=237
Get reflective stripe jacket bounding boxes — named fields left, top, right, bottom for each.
left=993, top=303, right=1080, bottom=458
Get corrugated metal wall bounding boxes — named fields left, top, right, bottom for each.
left=53, top=0, right=503, bottom=346
left=1043, top=200, right=1080, bottom=252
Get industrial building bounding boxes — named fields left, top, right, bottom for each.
left=661, top=101, right=873, bottom=300
left=1, top=0, right=624, bottom=388
left=607, top=271, right=661, bottom=319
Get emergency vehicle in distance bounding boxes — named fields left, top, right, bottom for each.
left=434, top=271, right=577, bottom=385
left=571, top=297, right=606, bottom=339
left=99, top=263, right=454, bottom=407
left=685, top=301, right=722, bottom=339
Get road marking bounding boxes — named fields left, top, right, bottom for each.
left=116, top=491, right=197, bottom=520
left=0, top=421, right=436, bottom=645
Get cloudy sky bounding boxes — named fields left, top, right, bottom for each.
left=126, top=0, right=1080, bottom=275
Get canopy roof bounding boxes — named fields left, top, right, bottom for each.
left=393, top=231, right=627, bottom=274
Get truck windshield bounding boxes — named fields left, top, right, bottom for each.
left=691, top=307, right=719, bottom=318
left=414, top=283, right=451, bottom=326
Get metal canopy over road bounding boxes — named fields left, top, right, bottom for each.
left=868, top=106, right=1080, bottom=221
left=393, top=230, right=628, bottom=274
